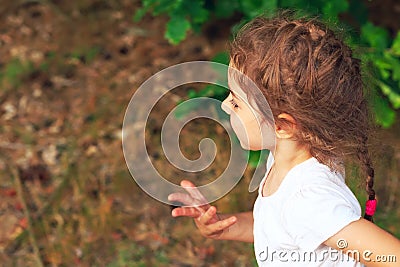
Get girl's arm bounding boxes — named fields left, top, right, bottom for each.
left=324, top=218, right=400, bottom=266
left=169, top=180, right=254, bottom=243
left=217, top=211, right=254, bottom=242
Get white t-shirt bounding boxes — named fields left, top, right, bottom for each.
left=253, top=154, right=364, bottom=266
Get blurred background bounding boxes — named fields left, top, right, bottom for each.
left=0, top=0, right=399, bottom=266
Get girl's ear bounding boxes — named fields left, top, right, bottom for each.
left=275, top=113, right=297, bottom=139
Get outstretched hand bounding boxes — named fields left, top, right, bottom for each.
left=168, top=180, right=237, bottom=239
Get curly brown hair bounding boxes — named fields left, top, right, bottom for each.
left=230, top=12, right=376, bottom=221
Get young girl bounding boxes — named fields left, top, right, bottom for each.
left=168, top=13, right=400, bottom=266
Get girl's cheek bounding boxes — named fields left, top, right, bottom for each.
left=230, top=114, right=250, bottom=148
left=221, top=99, right=232, bottom=115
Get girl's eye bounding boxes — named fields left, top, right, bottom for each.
left=229, top=99, right=239, bottom=109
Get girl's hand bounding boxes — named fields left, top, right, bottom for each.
left=168, top=180, right=237, bottom=239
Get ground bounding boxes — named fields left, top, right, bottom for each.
left=0, top=0, right=399, bottom=266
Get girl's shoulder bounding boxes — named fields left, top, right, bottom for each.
left=262, top=153, right=352, bottom=203
left=279, top=156, right=361, bottom=211
left=286, top=156, right=346, bottom=189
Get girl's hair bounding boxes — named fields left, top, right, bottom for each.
left=230, top=12, right=376, bottom=221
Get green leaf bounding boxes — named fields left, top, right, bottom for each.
left=240, top=0, right=277, bottom=18
left=279, top=0, right=319, bottom=14
left=393, top=61, right=400, bottom=83
left=214, top=0, right=238, bottom=18
left=381, top=51, right=400, bottom=82
left=165, top=14, right=191, bottom=45
left=197, top=84, right=228, bottom=100
left=152, top=0, right=176, bottom=15
left=0, top=58, right=34, bottom=89
left=183, top=0, right=209, bottom=24
left=238, top=0, right=256, bottom=18
left=5, top=59, right=25, bottom=80
left=377, top=81, right=400, bottom=109
left=392, top=31, right=400, bottom=56
left=361, top=22, right=389, bottom=50
left=191, top=23, right=203, bottom=34
left=133, top=0, right=158, bottom=20
left=211, top=52, right=229, bottom=65
left=374, top=58, right=392, bottom=79
left=373, top=94, right=396, bottom=128
left=133, top=7, right=148, bottom=22
left=142, top=0, right=157, bottom=8
left=259, top=0, right=278, bottom=16
left=322, top=0, right=349, bottom=21
left=348, top=0, right=369, bottom=25
left=248, top=150, right=261, bottom=168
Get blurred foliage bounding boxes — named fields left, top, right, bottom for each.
left=0, top=58, right=34, bottom=90
left=106, top=243, right=149, bottom=267
left=135, top=0, right=400, bottom=128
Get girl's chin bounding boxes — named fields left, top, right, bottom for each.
left=238, top=140, right=250, bottom=150
left=239, top=141, right=260, bottom=151
left=239, top=140, right=274, bottom=151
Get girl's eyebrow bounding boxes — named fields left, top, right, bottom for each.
left=229, top=89, right=237, bottom=97
left=227, top=80, right=237, bottom=97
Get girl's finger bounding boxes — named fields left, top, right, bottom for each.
left=171, top=207, right=202, bottom=218
left=168, top=192, right=196, bottom=206
left=197, top=206, right=217, bottom=224
left=210, top=216, right=237, bottom=232
left=181, top=180, right=209, bottom=206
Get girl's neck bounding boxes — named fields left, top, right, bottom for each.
left=262, top=140, right=312, bottom=197
left=272, top=139, right=312, bottom=174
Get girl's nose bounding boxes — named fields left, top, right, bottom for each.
left=221, top=97, right=231, bottom=115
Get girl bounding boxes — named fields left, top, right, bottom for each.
left=168, top=13, right=400, bottom=266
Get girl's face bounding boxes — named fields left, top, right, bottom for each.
left=222, top=92, right=261, bottom=150
left=221, top=77, right=275, bottom=151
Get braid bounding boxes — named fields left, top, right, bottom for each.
left=357, top=136, right=376, bottom=222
